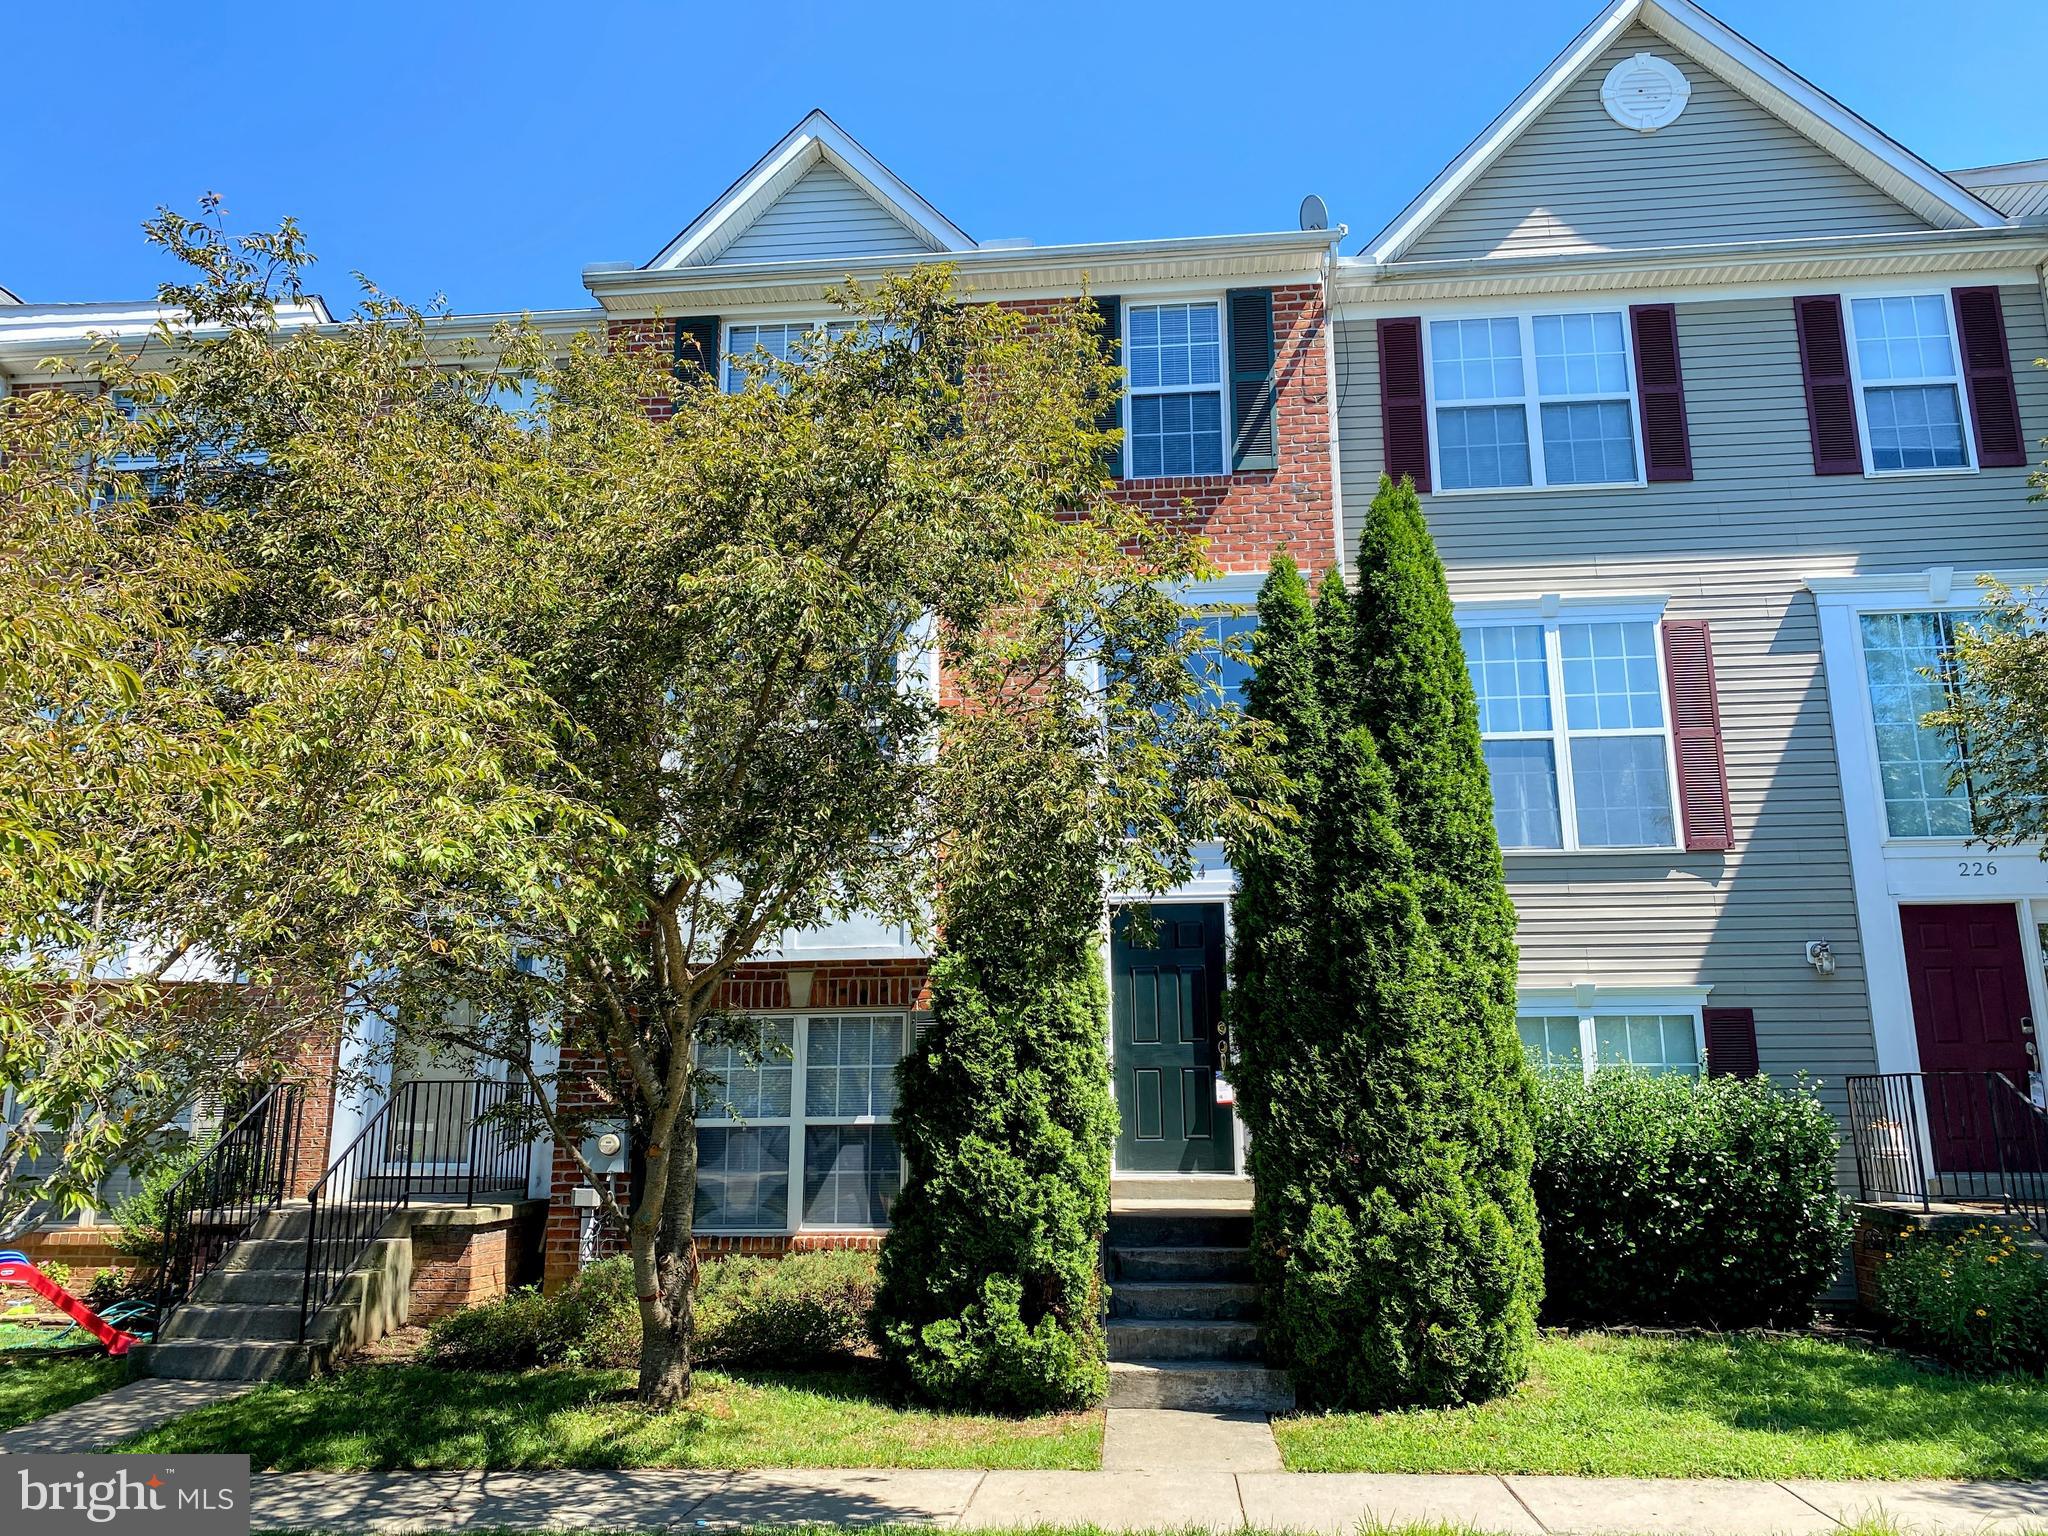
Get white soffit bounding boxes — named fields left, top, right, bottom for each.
left=1361, top=0, right=2004, bottom=268
left=645, top=109, right=975, bottom=270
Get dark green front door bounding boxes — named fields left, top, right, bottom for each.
left=1112, top=903, right=1232, bottom=1172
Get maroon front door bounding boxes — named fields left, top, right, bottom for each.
left=1900, top=903, right=2034, bottom=1173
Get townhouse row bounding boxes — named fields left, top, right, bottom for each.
left=5, top=0, right=2044, bottom=1288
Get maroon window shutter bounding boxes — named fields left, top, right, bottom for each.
left=1703, top=1007, right=1759, bottom=1078
left=1951, top=286, right=2028, bottom=468
left=1793, top=295, right=1863, bottom=475
left=1661, top=618, right=1734, bottom=852
left=1378, top=316, right=1432, bottom=492
left=1629, top=303, right=1692, bottom=482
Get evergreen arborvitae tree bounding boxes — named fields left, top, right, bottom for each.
left=1230, top=483, right=1543, bottom=1409
left=876, top=725, right=1116, bottom=1412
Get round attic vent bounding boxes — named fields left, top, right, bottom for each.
left=1601, top=53, right=1690, bottom=132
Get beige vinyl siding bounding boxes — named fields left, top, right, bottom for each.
left=711, top=160, right=938, bottom=266
left=1334, top=282, right=2048, bottom=1160
left=1406, top=25, right=1930, bottom=261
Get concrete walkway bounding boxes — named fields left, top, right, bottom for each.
left=0, top=1377, right=252, bottom=1454
left=1102, top=1409, right=1282, bottom=1472
left=232, top=1467, right=2048, bottom=1532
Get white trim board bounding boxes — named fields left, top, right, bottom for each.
left=1359, top=0, right=2003, bottom=269
left=1807, top=568, right=2048, bottom=1082
left=645, top=110, right=974, bottom=271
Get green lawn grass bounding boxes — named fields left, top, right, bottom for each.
left=126, top=1361, right=1102, bottom=1471
left=0, top=1348, right=134, bottom=1431
left=1275, top=1331, right=2048, bottom=1479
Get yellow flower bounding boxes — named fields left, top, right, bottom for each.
left=1988, top=1255, right=2000, bottom=1264
left=1977, top=1308, right=1989, bottom=1317
left=1941, top=1269, right=1953, bottom=1278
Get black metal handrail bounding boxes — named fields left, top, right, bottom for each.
left=157, top=1082, right=304, bottom=1319
left=1846, top=1069, right=2048, bottom=1239
left=297, top=1078, right=527, bottom=1340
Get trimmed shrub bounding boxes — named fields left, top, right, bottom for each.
left=1532, top=1070, right=1852, bottom=1329
left=696, top=1249, right=877, bottom=1368
left=423, top=1283, right=566, bottom=1370
left=424, top=1250, right=880, bottom=1373
left=1231, top=484, right=1543, bottom=1412
left=875, top=719, right=1115, bottom=1413
left=1876, top=1225, right=2048, bottom=1375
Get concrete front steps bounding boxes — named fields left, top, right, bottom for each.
left=143, top=1201, right=406, bottom=1383
left=1105, top=1180, right=1293, bottom=1412
left=145, top=1196, right=530, bottom=1383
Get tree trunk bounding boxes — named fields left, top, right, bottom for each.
left=634, top=1120, right=702, bottom=1408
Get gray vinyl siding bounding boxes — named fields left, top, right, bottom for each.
left=711, top=160, right=938, bottom=266
left=1406, top=25, right=1929, bottom=261
left=1969, top=179, right=2048, bottom=220
left=1335, top=282, right=2048, bottom=1158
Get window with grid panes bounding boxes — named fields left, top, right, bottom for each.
left=1430, top=310, right=1640, bottom=489
left=693, top=1016, right=794, bottom=1231
left=1462, top=616, right=1676, bottom=850
left=1859, top=611, right=1974, bottom=837
left=691, top=1013, right=910, bottom=1232
left=1849, top=296, right=1970, bottom=472
left=1124, top=301, right=1226, bottom=478
left=1518, top=1004, right=1703, bottom=1080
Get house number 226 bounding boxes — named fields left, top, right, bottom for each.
left=1958, top=860, right=1999, bottom=878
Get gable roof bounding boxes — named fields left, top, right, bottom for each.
left=1363, top=0, right=2005, bottom=267
left=645, top=110, right=975, bottom=270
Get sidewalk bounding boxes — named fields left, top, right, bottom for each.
left=245, top=1466, right=2048, bottom=1533
left=0, top=1378, right=252, bottom=1455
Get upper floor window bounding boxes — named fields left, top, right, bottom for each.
left=1124, top=301, right=1226, bottom=479
left=1848, top=296, right=1972, bottom=474
left=723, top=319, right=894, bottom=394
left=1859, top=610, right=1976, bottom=838
left=1463, top=614, right=1677, bottom=851
left=1429, top=310, right=1640, bottom=490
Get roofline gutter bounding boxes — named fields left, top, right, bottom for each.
left=585, top=227, right=1344, bottom=304
left=1336, top=224, right=2048, bottom=297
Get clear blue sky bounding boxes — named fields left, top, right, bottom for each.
left=5, top=0, right=2042, bottom=314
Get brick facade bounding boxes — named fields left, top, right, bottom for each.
left=1108, top=283, right=1338, bottom=576
left=535, top=286, right=1334, bottom=1286
left=407, top=1205, right=545, bottom=1321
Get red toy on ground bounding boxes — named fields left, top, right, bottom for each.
left=0, top=1250, right=143, bottom=1355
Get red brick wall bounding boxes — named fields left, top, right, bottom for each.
left=1106, top=284, right=1336, bottom=575
left=608, top=283, right=1336, bottom=581
left=410, top=1222, right=512, bottom=1321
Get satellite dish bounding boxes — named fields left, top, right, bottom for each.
left=1298, top=193, right=1330, bottom=232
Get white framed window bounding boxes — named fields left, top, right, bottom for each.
left=1427, top=309, right=1643, bottom=491
left=722, top=318, right=894, bottom=394
left=1846, top=295, right=1975, bottom=475
left=1123, top=300, right=1227, bottom=479
left=1517, top=992, right=1706, bottom=1080
left=1461, top=607, right=1680, bottom=851
left=1858, top=610, right=1977, bottom=838
left=693, top=1011, right=909, bottom=1233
